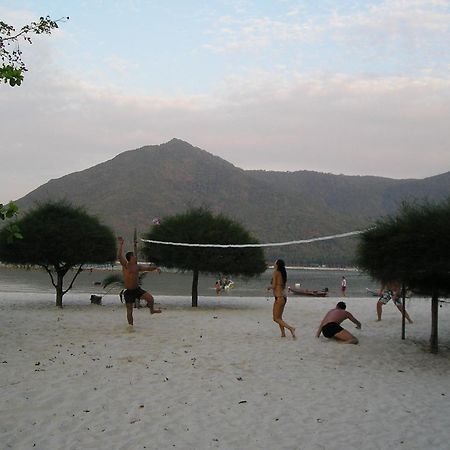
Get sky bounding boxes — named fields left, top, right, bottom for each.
left=1, top=0, right=450, bottom=202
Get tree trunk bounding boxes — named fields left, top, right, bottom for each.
left=56, top=273, right=64, bottom=308
left=430, top=292, right=439, bottom=354
left=191, top=269, right=199, bottom=307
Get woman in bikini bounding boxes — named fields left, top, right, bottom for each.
left=268, top=259, right=296, bottom=338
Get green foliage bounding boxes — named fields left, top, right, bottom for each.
left=0, top=16, right=68, bottom=86
left=142, top=207, right=267, bottom=276
left=0, top=64, right=23, bottom=86
left=0, top=200, right=116, bottom=267
left=0, top=201, right=18, bottom=220
left=0, top=200, right=116, bottom=306
left=0, top=201, right=22, bottom=243
left=356, top=198, right=450, bottom=296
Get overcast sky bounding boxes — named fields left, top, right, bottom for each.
left=1, top=0, right=450, bottom=203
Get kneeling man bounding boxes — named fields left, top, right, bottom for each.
left=316, top=301, right=361, bottom=344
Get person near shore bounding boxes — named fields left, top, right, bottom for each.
left=117, top=236, right=162, bottom=327
left=316, top=301, right=361, bottom=344
left=341, top=276, right=347, bottom=296
left=377, top=281, right=413, bottom=323
left=268, top=259, right=296, bottom=339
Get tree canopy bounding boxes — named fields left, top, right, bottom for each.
left=356, top=199, right=450, bottom=352
left=356, top=199, right=450, bottom=295
left=1, top=15, right=68, bottom=86
left=142, top=207, right=266, bottom=306
left=0, top=201, right=116, bottom=307
left=0, top=201, right=21, bottom=240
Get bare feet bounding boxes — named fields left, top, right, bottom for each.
left=150, top=308, right=162, bottom=314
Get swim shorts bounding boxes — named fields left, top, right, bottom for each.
left=322, top=322, right=344, bottom=338
left=123, top=287, right=146, bottom=304
left=378, top=290, right=393, bottom=305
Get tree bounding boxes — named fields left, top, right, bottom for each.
left=1, top=15, right=68, bottom=86
left=356, top=199, right=450, bottom=353
left=142, top=207, right=267, bottom=307
left=0, top=201, right=18, bottom=220
left=0, top=201, right=116, bottom=307
left=0, top=201, right=22, bottom=242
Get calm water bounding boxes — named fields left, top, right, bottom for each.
left=0, top=266, right=375, bottom=298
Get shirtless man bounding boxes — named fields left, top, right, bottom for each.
left=316, top=301, right=361, bottom=344
left=377, top=281, right=413, bottom=323
left=118, top=236, right=161, bottom=327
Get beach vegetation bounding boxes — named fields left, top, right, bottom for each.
left=142, top=207, right=267, bottom=306
left=0, top=201, right=22, bottom=243
left=356, top=199, right=450, bottom=353
left=1, top=16, right=68, bottom=86
left=0, top=200, right=116, bottom=307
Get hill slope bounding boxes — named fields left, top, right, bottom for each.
left=15, top=139, right=450, bottom=265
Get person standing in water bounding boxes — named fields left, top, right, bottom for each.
left=341, top=276, right=347, bottom=296
left=268, top=259, right=296, bottom=339
left=118, top=236, right=162, bottom=327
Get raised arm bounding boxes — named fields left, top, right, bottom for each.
left=117, top=236, right=127, bottom=267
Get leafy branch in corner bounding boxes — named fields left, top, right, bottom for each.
left=0, top=15, right=69, bottom=86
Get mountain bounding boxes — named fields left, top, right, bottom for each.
left=15, top=139, right=450, bottom=265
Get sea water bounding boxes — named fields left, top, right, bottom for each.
left=0, top=265, right=374, bottom=299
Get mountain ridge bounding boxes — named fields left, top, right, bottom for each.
left=15, top=139, right=450, bottom=265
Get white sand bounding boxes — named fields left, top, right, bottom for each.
left=1, top=293, right=449, bottom=450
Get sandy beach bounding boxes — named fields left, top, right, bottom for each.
left=1, top=293, right=449, bottom=450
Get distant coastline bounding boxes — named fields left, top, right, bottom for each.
left=0, top=262, right=360, bottom=272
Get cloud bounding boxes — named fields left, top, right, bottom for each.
left=1, top=59, right=449, bottom=203
left=103, top=54, right=140, bottom=77
left=1, top=2, right=449, bottom=202
left=202, top=14, right=323, bottom=53
left=330, top=0, right=450, bottom=42
left=201, top=0, right=450, bottom=74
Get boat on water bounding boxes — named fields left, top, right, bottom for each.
left=288, top=285, right=329, bottom=297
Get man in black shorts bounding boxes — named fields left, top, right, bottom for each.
left=316, top=301, right=361, bottom=344
left=118, top=236, right=162, bottom=327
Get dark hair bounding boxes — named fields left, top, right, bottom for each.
left=125, top=251, right=134, bottom=262
left=276, top=259, right=287, bottom=286
left=337, top=301, right=346, bottom=310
